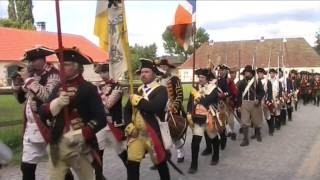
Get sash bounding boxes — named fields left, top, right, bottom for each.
left=242, top=78, right=255, bottom=99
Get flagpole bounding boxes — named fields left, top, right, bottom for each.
left=192, top=1, right=197, bottom=88
left=55, top=0, right=70, bottom=129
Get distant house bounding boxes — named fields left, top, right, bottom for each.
left=0, top=27, right=108, bottom=86
left=178, top=37, right=320, bottom=82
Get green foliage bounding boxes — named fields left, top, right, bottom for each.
left=129, top=43, right=157, bottom=73
left=162, top=27, right=210, bottom=59
left=0, top=0, right=34, bottom=30
left=315, top=29, right=320, bottom=55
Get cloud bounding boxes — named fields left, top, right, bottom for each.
left=203, top=8, right=320, bottom=30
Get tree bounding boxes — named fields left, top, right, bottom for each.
left=162, top=27, right=210, bottom=59
left=315, top=29, right=320, bottom=55
left=129, top=43, right=157, bottom=73
left=0, top=0, right=34, bottom=30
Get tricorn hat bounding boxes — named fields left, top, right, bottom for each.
left=158, top=58, right=176, bottom=68
left=241, top=65, right=255, bottom=75
left=22, top=46, right=54, bottom=61
left=257, top=67, right=267, bottom=75
left=195, top=68, right=215, bottom=81
left=290, top=69, right=298, bottom=74
left=136, top=58, right=164, bottom=76
left=269, top=68, right=277, bottom=74
left=55, top=47, right=93, bottom=65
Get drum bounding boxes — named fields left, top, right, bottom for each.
left=167, top=112, right=187, bottom=142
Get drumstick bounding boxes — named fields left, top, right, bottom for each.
left=169, top=111, right=177, bottom=128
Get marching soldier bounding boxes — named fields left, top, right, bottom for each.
left=269, top=68, right=283, bottom=130
left=11, top=46, right=62, bottom=180
left=94, top=63, right=128, bottom=180
left=286, top=69, right=299, bottom=120
left=187, top=68, right=226, bottom=173
left=157, top=58, right=186, bottom=163
left=124, top=58, right=170, bottom=180
left=202, top=64, right=230, bottom=155
left=278, top=69, right=288, bottom=126
left=257, top=68, right=273, bottom=136
left=38, top=47, right=106, bottom=180
left=237, top=65, right=265, bottom=146
left=314, top=73, right=320, bottom=107
left=300, top=71, right=310, bottom=105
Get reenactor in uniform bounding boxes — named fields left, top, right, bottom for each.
left=257, top=68, right=273, bottom=136
left=300, top=71, right=310, bottom=105
left=157, top=59, right=186, bottom=163
left=202, top=64, right=230, bottom=155
left=269, top=68, right=283, bottom=130
left=123, top=58, right=170, bottom=180
left=38, top=48, right=106, bottom=180
left=237, top=65, right=265, bottom=146
left=225, top=66, right=238, bottom=141
left=94, top=63, right=128, bottom=180
left=187, top=68, right=225, bottom=174
left=314, top=73, right=320, bottom=107
left=278, top=69, right=288, bottom=126
left=11, top=46, right=61, bottom=180
left=286, top=69, right=299, bottom=120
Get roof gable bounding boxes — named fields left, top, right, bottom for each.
left=179, top=37, right=320, bottom=69
left=0, top=27, right=108, bottom=63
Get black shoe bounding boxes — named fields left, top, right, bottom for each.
left=188, top=166, right=197, bottom=174
left=210, top=159, right=219, bottom=166
left=201, top=148, right=212, bottom=156
left=230, top=133, right=237, bottom=140
left=240, top=139, right=249, bottom=146
left=150, top=165, right=157, bottom=170
left=177, top=157, right=184, bottom=163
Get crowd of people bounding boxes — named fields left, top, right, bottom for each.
left=6, top=45, right=320, bottom=180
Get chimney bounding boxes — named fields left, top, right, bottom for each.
left=260, top=36, right=265, bottom=42
left=36, top=21, right=46, bottom=31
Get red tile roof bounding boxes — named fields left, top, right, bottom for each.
left=179, top=37, right=320, bottom=69
left=0, top=27, right=108, bottom=63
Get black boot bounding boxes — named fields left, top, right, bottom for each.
left=280, top=108, right=287, bottom=125
left=119, top=150, right=128, bottom=168
left=211, top=136, right=220, bottom=166
left=251, top=128, right=257, bottom=139
left=157, top=161, right=171, bottom=180
left=230, top=133, right=237, bottom=140
left=21, top=162, right=37, bottom=180
left=127, top=161, right=140, bottom=180
left=201, top=132, right=212, bottom=156
left=65, top=170, right=74, bottom=180
left=220, top=130, right=227, bottom=150
left=189, top=135, right=202, bottom=174
left=295, top=101, right=298, bottom=111
left=93, top=150, right=106, bottom=180
left=256, top=128, right=262, bottom=142
left=240, top=127, right=249, bottom=147
left=275, top=116, right=281, bottom=130
left=266, top=118, right=273, bottom=136
left=287, top=107, right=293, bottom=121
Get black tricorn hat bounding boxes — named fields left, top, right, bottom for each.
left=257, top=68, right=266, bottom=74
left=22, top=46, right=54, bottom=61
left=55, top=47, right=93, bottom=65
left=94, top=63, right=109, bottom=73
left=217, top=64, right=230, bottom=70
left=136, top=58, right=164, bottom=76
left=241, top=65, right=255, bottom=75
left=158, top=58, right=176, bottom=68
left=290, top=69, right=298, bottom=74
left=195, top=68, right=215, bottom=80
left=269, top=68, right=277, bottom=74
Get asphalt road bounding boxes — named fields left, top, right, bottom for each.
left=1, top=103, right=320, bottom=180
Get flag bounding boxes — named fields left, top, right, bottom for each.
left=94, top=0, right=129, bottom=81
left=170, top=0, right=196, bottom=50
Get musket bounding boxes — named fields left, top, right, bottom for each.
left=238, top=49, right=241, bottom=81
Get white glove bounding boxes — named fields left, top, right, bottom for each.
left=49, top=91, right=70, bottom=116
left=63, top=129, right=84, bottom=147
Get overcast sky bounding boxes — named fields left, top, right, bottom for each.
left=1, top=1, right=320, bottom=56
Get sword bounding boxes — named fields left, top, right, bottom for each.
left=167, top=159, right=185, bottom=175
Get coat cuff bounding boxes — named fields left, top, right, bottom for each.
left=23, top=78, right=35, bottom=89
left=131, top=94, right=143, bottom=106
left=82, top=126, right=94, bottom=141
